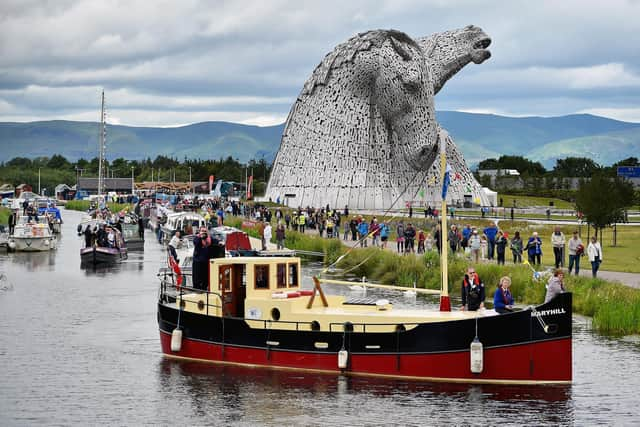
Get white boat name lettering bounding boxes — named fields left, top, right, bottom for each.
left=531, top=308, right=566, bottom=317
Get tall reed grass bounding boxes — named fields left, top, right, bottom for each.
left=0, top=207, right=9, bottom=225
left=65, top=200, right=133, bottom=213
left=226, top=215, right=640, bottom=336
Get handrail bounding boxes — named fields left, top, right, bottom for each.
left=328, top=320, right=423, bottom=333
left=319, top=278, right=440, bottom=295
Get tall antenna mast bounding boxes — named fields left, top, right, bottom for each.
left=98, top=90, right=106, bottom=197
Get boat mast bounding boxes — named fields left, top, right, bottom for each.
left=439, top=137, right=451, bottom=311
left=98, top=90, right=106, bottom=198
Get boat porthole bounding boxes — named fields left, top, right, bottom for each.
left=396, top=324, right=406, bottom=332
left=311, top=320, right=320, bottom=331
left=179, top=300, right=186, bottom=309
left=343, top=321, right=354, bottom=333
left=197, top=300, right=205, bottom=311
left=271, top=308, right=281, bottom=321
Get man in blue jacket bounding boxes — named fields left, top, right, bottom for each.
left=357, top=220, right=369, bottom=247
left=483, top=222, right=498, bottom=260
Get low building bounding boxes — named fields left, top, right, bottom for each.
left=55, top=184, right=76, bottom=200
left=77, top=177, right=134, bottom=195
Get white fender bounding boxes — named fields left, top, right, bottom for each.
left=338, top=349, right=349, bottom=369
left=470, top=337, right=483, bottom=373
left=171, top=328, right=183, bottom=352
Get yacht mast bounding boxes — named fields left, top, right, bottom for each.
left=98, top=90, right=106, bottom=197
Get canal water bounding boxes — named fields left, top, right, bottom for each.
left=0, top=208, right=639, bottom=425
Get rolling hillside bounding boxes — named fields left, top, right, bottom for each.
left=1, top=112, right=639, bottom=167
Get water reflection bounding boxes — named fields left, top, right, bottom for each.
left=7, top=250, right=56, bottom=270
left=157, top=359, right=573, bottom=425
left=80, top=258, right=145, bottom=275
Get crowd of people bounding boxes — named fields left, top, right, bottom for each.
left=151, top=196, right=607, bottom=312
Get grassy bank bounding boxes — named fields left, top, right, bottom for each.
left=227, top=215, right=640, bottom=336
left=0, top=206, right=9, bottom=225
left=337, top=248, right=640, bottom=336
left=64, top=200, right=133, bottom=213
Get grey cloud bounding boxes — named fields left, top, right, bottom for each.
left=1, top=0, right=640, bottom=125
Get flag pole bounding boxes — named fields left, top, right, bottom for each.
left=439, top=135, right=451, bottom=311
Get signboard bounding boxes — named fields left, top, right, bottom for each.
left=617, top=166, right=640, bottom=178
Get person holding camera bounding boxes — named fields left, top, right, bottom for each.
left=192, top=227, right=211, bottom=290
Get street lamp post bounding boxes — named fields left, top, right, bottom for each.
left=131, top=166, right=135, bottom=195
left=189, top=167, right=192, bottom=195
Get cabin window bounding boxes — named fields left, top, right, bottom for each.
left=219, top=265, right=231, bottom=291
left=276, top=264, right=287, bottom=288
left=288, top=263, right=299, bottom=287
left=254, top=265, right=270, bottom=289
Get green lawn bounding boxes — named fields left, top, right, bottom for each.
left=499, top=194, right=575, bottom=209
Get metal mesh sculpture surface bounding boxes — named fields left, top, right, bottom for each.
left=266, top=26, right=492, bottom=209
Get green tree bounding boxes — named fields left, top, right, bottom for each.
left=575, top=174, right=635, bottom=238
left=553, top=157, right=601, bottom=177
left=6, top=157, right=32, bottom=168
left=477, top=155, right=545, bottom=176
left=478, top=158, right=500, bottom=170
left=47, top=154, right=71, bottom=170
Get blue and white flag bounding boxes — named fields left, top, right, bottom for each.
left=441, top=163, right=451, bottom=199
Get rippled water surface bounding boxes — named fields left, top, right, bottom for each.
left=1, top=208, right=639, bottom=426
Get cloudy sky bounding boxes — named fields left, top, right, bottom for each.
left=1, top=0, right=640, bottom=127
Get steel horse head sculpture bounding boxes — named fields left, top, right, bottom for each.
left=266, top=26, right=492, bottom=210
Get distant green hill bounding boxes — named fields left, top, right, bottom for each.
left=0, top=120, right=283, bottom=163
left=526, top=127, right=640, bottom=167
left=1, top=112, right=639, bottom=167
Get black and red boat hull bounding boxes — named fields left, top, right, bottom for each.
left=157, top=293, right=572, bottom=384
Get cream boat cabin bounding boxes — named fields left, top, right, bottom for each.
left=174, top=256, right=497, bottom=333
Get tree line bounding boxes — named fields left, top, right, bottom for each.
left=477, top=155, right=639, bottom=177
left=0, top=154, right=272, bottom=196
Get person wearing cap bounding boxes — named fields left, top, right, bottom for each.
left=468, top=229, right=481, bottom=263
left=526, top=231, right=543, bottom=265
left=461, top=266, right=485, bottom=311
left=567, top=231, right=583, bottom=276
left=192, top=227, right=212, bottom=290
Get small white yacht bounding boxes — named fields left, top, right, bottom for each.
left=8, top=216, right=57, bottom=252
